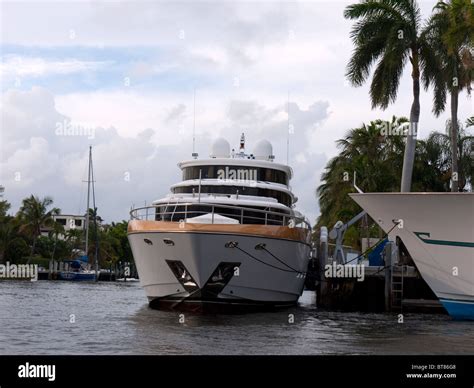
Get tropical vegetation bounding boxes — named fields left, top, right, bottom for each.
left=343, top=0, right=473, bottom=192
left=0, top=195, right=133, bottom=268
left=424, top=0, right=474, bottom=191
left=327, top=0, right=473, bottom=247
left=316, top=116, right=473, bottom=248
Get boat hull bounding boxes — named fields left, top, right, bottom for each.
left=351, top=193, right=474, bottom=320
left=128, top=221, right=311, bottom=311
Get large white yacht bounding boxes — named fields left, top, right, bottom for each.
left=128, top=134, right=312, bottom=311
left=351, top=193, right=474, bottom=320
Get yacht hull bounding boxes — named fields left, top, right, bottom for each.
left=128, top=221, right=311, bottom=311
left=350, top=193, right=474, bottom=320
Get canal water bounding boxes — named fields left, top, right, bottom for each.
left=0, top=281, right=472, bottom=355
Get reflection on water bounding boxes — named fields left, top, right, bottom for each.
left=0, top=281, right=472, bottom=355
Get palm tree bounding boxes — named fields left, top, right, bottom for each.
left=316, top=117, right=472, bottom=243
left=108, top=221, right=133, bottom=263
left=419, top=123, right=474, bottom=190
left=86, top=207, right=103, bottom=224
left=344, top=0, right=444, bottom=192
left=0, top=200, right=10, bottom=218
left=424, top=0, right=474, bottom=191
left=64, top=228, right=84, bottom=259
left=317, top=117, right=408, bottom=228
left=48, top=221, right=65, bottom=261
left=454, top=120, right=474, bottom=189
left=413, top=131, right=451, bottom=191
left=0, top=200, right=12, bottom=263
left=17, top=195, right=60, bottom=263
left=457, top=128, right=474, bottom=190
left=0, top=219, right=17, bottom=264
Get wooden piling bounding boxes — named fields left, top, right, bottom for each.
left=317, top=227, right=328, bottom=306
left=384, top=241, right=393, bottom=312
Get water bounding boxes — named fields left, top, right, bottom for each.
left=0, top=281, right=472, bottom=355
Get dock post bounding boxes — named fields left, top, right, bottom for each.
left=384, top=241, right=393, bottom=312
left=317, top=227, right=329, bottom=306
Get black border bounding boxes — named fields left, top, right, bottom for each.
left=1, top=355, right=472, bottom=387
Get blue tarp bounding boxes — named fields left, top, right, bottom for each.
left=368, top=238, right=388, bottom=266
left=77, top=255, right=88, bottom=263
left=64, top=260, right=82, bottom=269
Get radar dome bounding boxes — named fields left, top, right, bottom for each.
left=210, top=138, right=230, bottom=158
left=253, top=139, right=274, bottom=161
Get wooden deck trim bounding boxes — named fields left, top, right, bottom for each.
left=128, top=220, right=311, bottom=244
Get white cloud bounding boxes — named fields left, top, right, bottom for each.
left=1, top=87, right=66, bottom=158
left=0, top=55, right=113, bottom=78
left=189, top=46, right=229, bottom=67
left=2, top=0, right=473, bottom=225
left=0, top=1, right=295, bottom=47
left=1, top=137, right=60, bottom=187
left=1, top=86, right=328, bottom=222
left=54, top=90, right=195, bottom=143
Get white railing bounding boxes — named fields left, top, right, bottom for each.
left=130, top=202, right=311, bottom=229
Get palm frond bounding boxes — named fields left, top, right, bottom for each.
left=370, top=41, right=408, bottom=109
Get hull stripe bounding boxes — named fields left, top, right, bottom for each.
left=439, top=299, right=474, bottom=320
left=439, top=298, right=474, bottom=304
left=414, top=232, right=474, bottom=248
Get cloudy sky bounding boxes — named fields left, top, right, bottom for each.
left=1, top=0, right=472, bottom=224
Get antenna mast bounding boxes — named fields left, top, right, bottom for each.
left=192, top=89, right=198, bottom=159
left=287, top=91, right=290, bottom=165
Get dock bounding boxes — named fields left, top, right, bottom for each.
left=313, top=229, right=445, bottom=314
left=35, top=260, right=137, bottom=282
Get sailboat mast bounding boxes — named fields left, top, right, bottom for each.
left=85, top=146, right=92, bottom=260
left=90, top=147, right=99, bottom=280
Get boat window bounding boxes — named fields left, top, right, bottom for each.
left=172, top=185, right=292, bottom=207
left=182, top=165, right=288, bottom=185
left=155, top=204, right=290, bottom=225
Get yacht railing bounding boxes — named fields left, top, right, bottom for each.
left=130, top=202, right=311, bottom=229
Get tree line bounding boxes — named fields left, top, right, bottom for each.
left=0, top=194, right=133, bottom=267
left=317, top=117, right=473, bottom=247
left=344, top=0, right=473, bottom=191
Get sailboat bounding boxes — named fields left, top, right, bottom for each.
left=58, top=146, right=100, bottom=281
